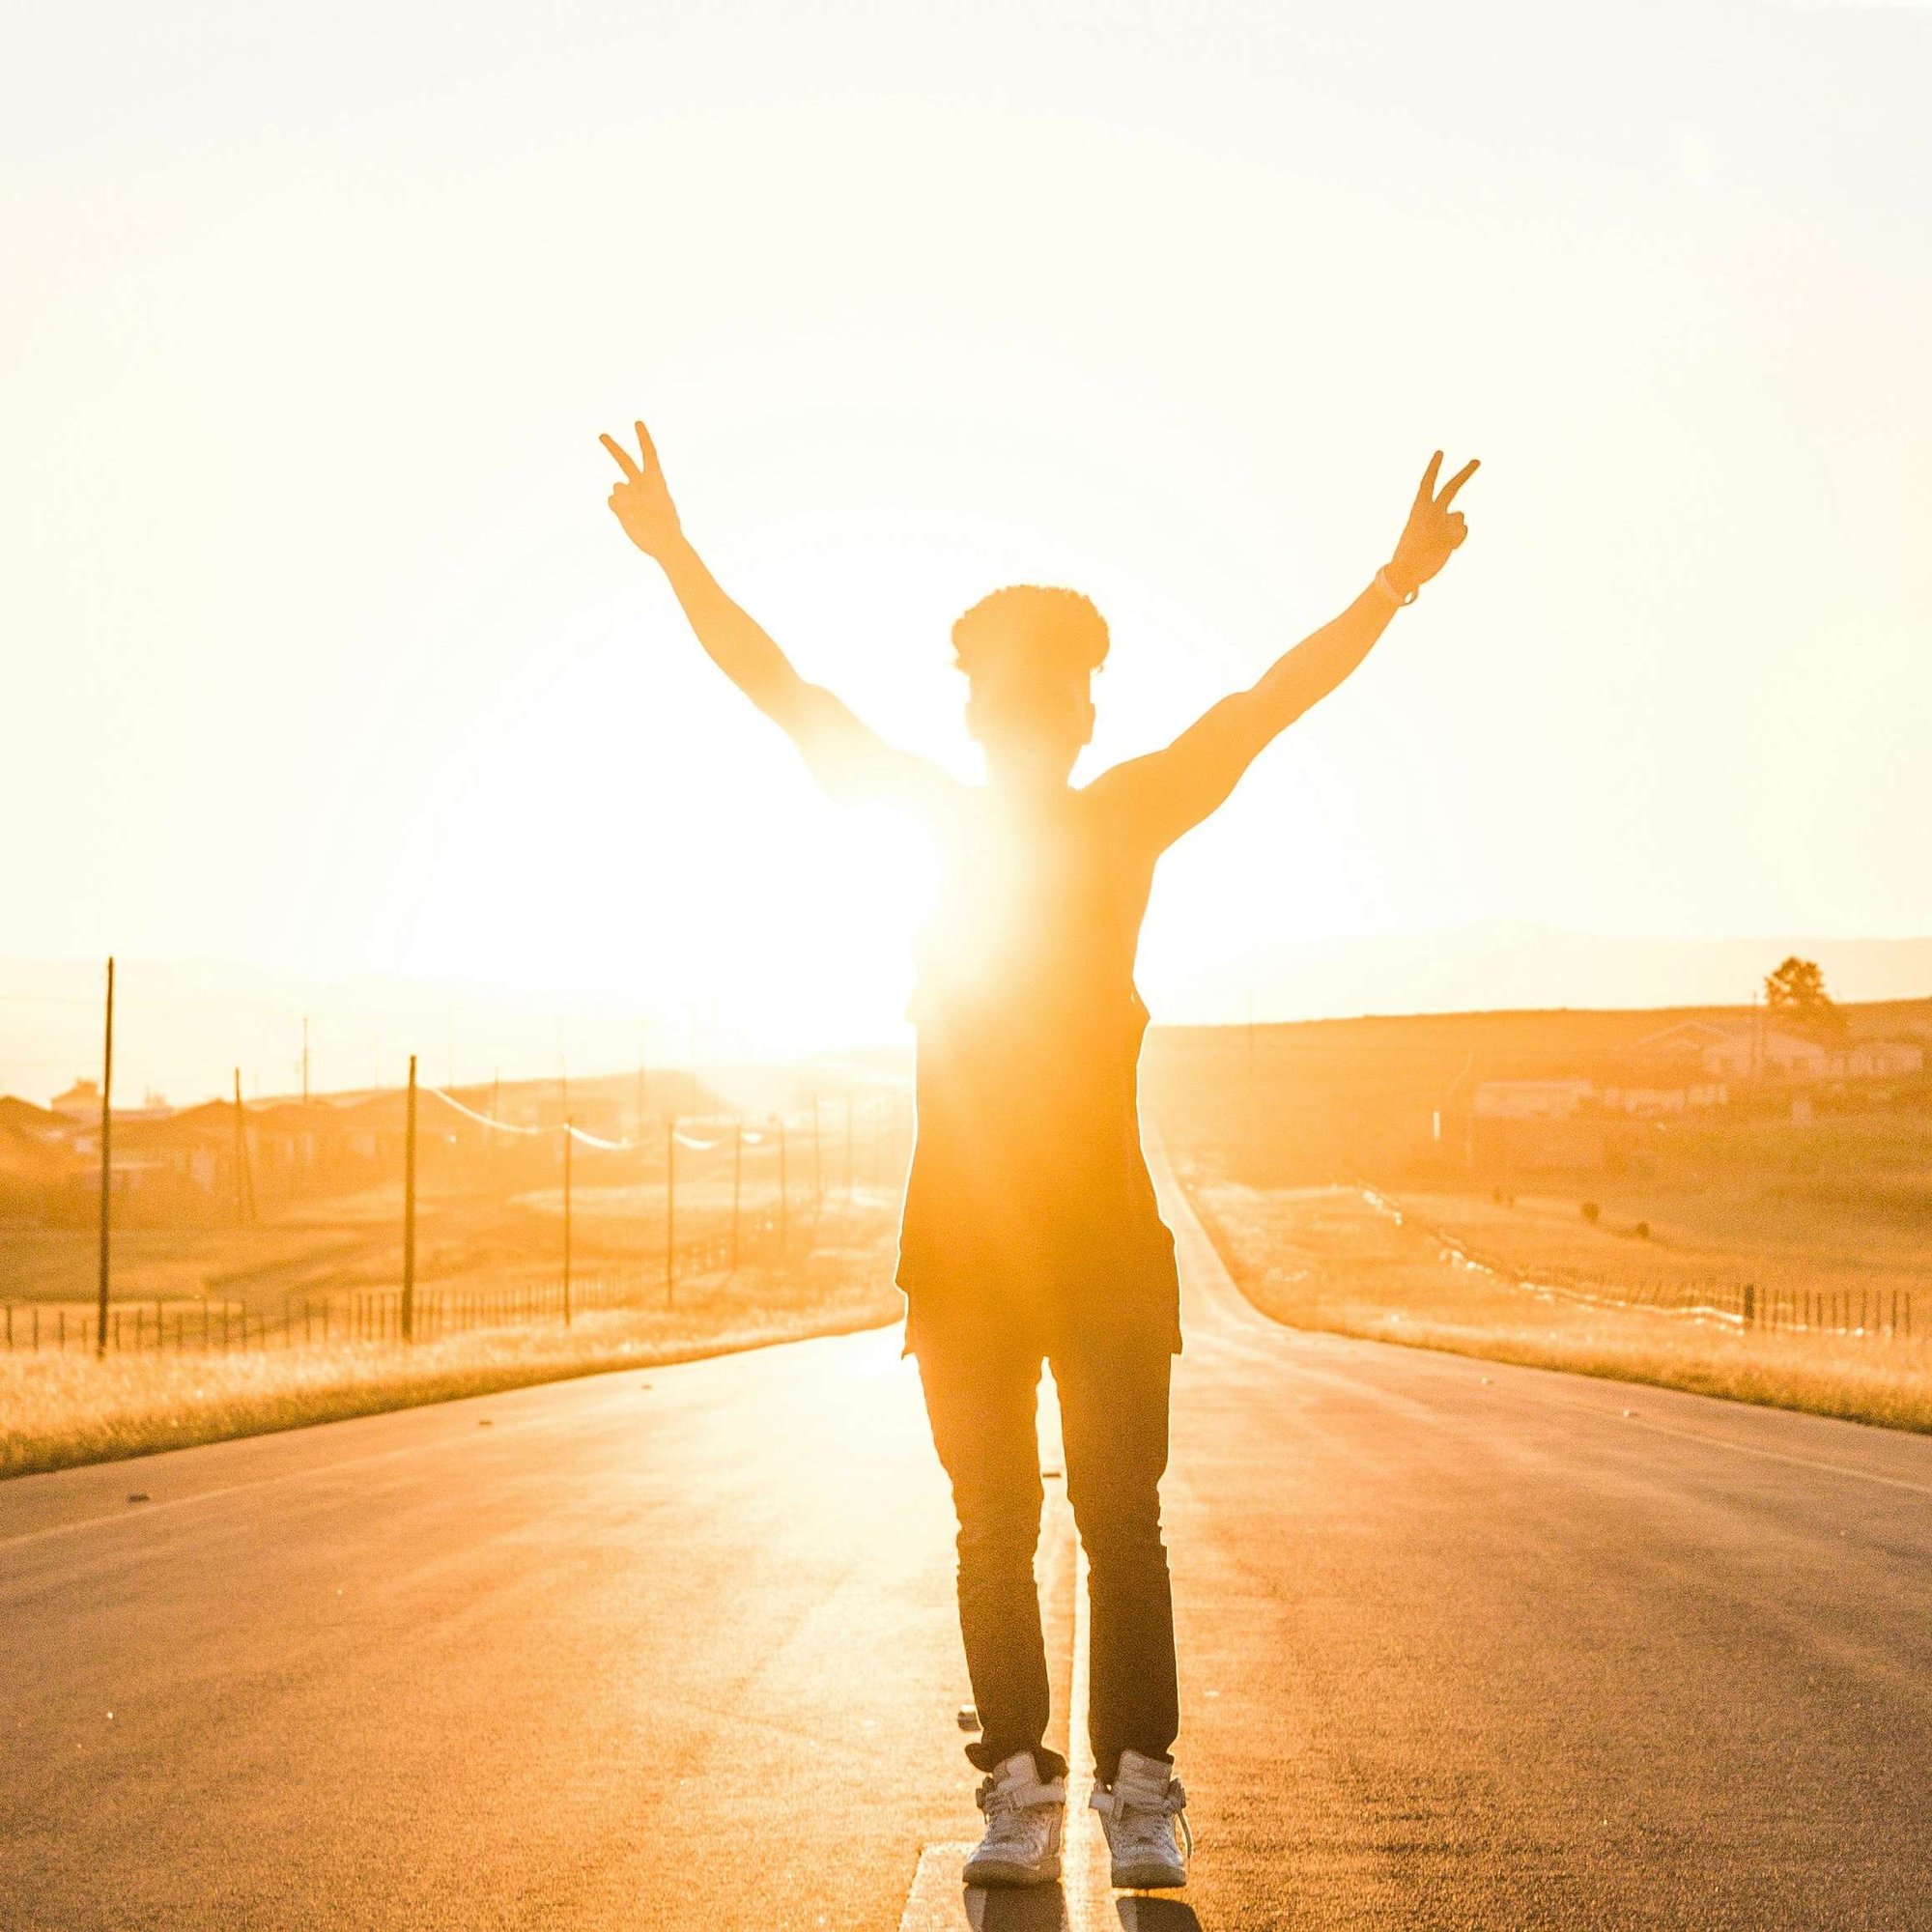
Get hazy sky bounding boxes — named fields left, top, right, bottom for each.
left=6, top=0, right=1930, bottom=1070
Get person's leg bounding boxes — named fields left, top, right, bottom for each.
left=916, top=1322, right=1068, bottom=1782
left=1052, top=1333, right=1179, bottom=1785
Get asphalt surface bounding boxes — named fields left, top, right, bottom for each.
left=7, top=1152, right=1932, bottom=1929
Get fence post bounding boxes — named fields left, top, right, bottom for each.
left=563, top=1118, right=574, bottom=1328
left=402, top=1054, right=417, bottom=1344
left=96, top=955, right=114, bottom=1359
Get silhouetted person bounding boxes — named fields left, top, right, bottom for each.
left=602, top=420, right=1476, bottom=1890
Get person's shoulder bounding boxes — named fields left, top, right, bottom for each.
left=1080, top=752, right=1158, bottom=800
left=1078, top=753, right=1168, bottom=836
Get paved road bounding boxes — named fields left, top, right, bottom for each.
left=7, top=1156, right=1932, bottom=1930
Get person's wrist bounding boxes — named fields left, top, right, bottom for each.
left=1377, top=561, right=1420, bottom=607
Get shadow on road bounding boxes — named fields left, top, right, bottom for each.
left=958, top=1886, right=1204, bottom=1930
left=962, top=1885, right=1066, bottom=1929
left=1113, top=1898, right=1203, bottom=1931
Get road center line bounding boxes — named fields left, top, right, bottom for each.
left=1062, top=1539, right=1114, bottom=1926
left=900, top=1452, right=1112, bottom=1929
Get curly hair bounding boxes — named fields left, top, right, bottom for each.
left=950, top=585, right=1109, bottom=685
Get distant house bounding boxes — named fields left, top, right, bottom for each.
left=0, top=1096, right=88, bottom=1208
left=1840, top=1039, right=1925, bottom=1080
left=48, top=1078, right=177, bottom=1129
left=1473, top=1079, right=1594, bottom=1120
left=50, top=1077, right=102, bottom=1122
left=1471, top=1073, right=1726, bottom=1141
left=0, top=1095, right=65, bottom=1138
left=1598, top=1082, right=1728, bottom=1118
left=1633, top=1020, right=1923, bottom=1085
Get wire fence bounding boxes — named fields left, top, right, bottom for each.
left=1363, top=1187, right=1918, bottom=1344
left=3, top=1149, right=887, bottom=1356
left=5, top=955, right=914, bottom=1360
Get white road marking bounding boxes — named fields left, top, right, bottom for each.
left=900, top=1431, right=1115, bottom=1928
left=896, top=1844, right=1028, bottom=1931
left=1061, top=1540, right=1115, bottom=1924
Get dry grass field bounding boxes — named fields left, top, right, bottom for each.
left=1184, top=1176, right=1932, bottom=1433
left=1, top=1170, right=838, bottom=1315
left=1151, top=998, right=1932, bottom=1433
left=12, top=999, right=1932, bottom=1470
left=1388, top=1182, right=1930, bottom=1329
left=1, top=1082, right=915, bottom=1478
left=0, top=1210, right=902, bottom=1479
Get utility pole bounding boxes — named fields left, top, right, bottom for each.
left=402, top=1054, right=417, bottom=1343
left=95, top=956, right=114, bottom=1358
left=301, top=1014, right=310, bottom=1108
left=562, top=1118, right=573, bottom=1327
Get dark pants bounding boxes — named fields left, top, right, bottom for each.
left=916, top=1317, right=1179, bottom=1787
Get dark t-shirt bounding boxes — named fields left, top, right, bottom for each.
left=783, top=681, right=1265, bottom=1356
left=899, top=781, right=1178, bottom=1350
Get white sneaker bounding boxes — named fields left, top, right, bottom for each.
left=1091, top=1748, right=1191, bottom=1889
left=962, top=1751, right=1066, bottom=1889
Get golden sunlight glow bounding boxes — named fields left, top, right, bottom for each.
left=5, top=1, right=1932, bottom=1102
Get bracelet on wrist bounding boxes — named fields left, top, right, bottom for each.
left=1376, top=566, right=1418, bottom=608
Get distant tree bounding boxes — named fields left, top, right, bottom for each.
left=1764, top=956, right=1846, bottom=1037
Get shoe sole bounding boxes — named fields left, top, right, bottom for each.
left=963, top=1857, right=1062, bottom=1889
left=1112, top=1861, right=1187, bottom=1890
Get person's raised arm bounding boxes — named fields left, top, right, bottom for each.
left=601, top=420, right=947, bottom=809
left=1092, top=450, right=1479, bottom=850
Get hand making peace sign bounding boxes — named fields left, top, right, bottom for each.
left=601, top=420, right=685, bottom=562
left=1384, top=451, right=1479, bottom=599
